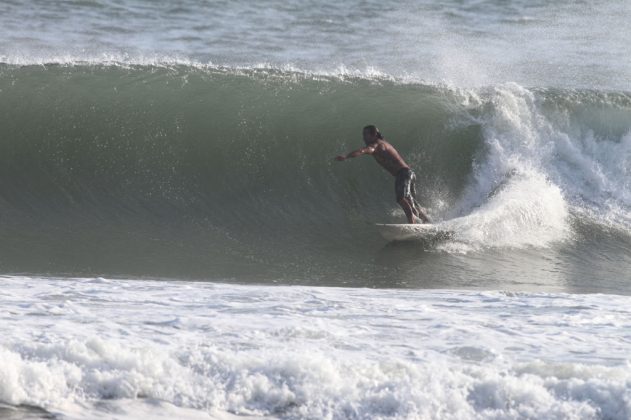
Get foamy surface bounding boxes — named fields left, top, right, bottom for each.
left=1, top=276, right=629, bottom=419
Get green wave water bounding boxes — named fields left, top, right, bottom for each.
left=0, top=64, right=630, bottom=291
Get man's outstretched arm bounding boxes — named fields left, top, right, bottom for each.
left=334, top=146, right=375, bottom=161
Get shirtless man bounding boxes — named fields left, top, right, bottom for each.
left=335, top=125, right=430, bottom=224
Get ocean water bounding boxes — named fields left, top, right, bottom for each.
left=2, top=277, right=631, bottom=419
left=0, top=0, right=630, bottom=418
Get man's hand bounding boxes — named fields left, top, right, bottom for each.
left=334, top=155, right=346, bottom=161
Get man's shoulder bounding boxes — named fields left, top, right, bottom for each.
left=376, top=139, right=395, bottom=150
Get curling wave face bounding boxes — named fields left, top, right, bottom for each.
left=0, top=63, right=630, bottom=290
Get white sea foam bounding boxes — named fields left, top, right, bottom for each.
left=0, top=276, right=629, bottom=419
left=442, top=83, right=631, bottom=251
left=0, top=52, right=415, bottom=86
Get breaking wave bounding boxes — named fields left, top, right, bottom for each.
left=0, top=62, right=630, bottom=275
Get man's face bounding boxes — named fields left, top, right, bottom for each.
left=363, top=129, right=375, bottom=144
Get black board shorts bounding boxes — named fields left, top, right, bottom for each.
left=395, top=167, right=417, bottom=201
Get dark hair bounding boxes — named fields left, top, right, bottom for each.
left=363, top=125, right=383, bottom=139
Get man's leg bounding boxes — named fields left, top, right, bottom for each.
left=410, top=177, right=431, bottom=223
left=410, top=200, right=421, bottom=218
left=397, top=198, right=416, bottom=224
left=396, top=169, right=421, bottom=224
left=414, top=205, right=431, bottom=223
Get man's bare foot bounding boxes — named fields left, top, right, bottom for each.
left=414, top=214, right=431, bottom=224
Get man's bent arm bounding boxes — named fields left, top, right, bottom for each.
left=334, top=146, right=374, bottom=161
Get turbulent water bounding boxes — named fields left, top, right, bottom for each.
left=1, top=0, right=631, bottom=419
left=2, top=276, right=631, bottom=419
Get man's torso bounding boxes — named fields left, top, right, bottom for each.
left=371, top=140, right=409, bottom=176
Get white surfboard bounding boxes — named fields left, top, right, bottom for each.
left=375, top=223, right=453, bottom=242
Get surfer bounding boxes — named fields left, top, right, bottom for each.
left=334, top=125, right=430, bottom=224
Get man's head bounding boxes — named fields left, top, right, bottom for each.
left=363, top=125, right=383, bottom=144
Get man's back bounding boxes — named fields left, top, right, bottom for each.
left=371, top=140, right=410, bottom=176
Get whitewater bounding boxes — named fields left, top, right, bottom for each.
left=1, top=0, right=631, bottom=419
left=2, top=276, right=630, bottom=419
